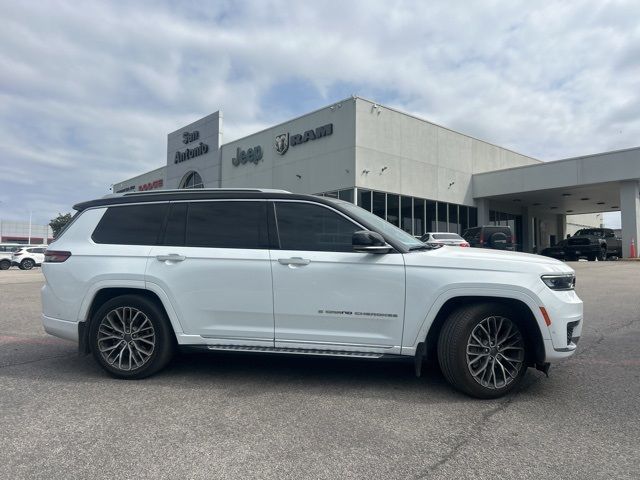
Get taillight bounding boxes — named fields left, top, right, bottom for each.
left=460, top=242, right=470, bottom=247
left=479, top=234, right=484, bottom=245
left=14, top=252, right=23, bottom=256
left=44, top=250, right=71, bottom=263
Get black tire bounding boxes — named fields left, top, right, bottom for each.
left=587, top=254, right=596, bottom=262
left=437, top=303, right=527, bottom=399
left=598, top=248, right=607, bottom=261
left=20, top=258, right=35, bottom=270
left=89, top=294, right=175, bottom=379
left=0, top=259, right=10, bottom=270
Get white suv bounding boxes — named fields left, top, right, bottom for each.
left=41, top=189, right=582, bottom=398
left=12, top=246, right=47, bottom=270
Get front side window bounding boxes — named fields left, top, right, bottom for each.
left=274, top=202, right=361, bottom=252
left=185, top=201, right=268, bottom=249
left=92, top=204, right=168, bottom=245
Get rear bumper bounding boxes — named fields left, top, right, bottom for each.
left=42, top=314, right=79, bottom=343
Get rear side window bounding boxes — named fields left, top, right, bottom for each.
left=274, top=202, right=360, bottom=252
left=184, top=201, right=268, bottom=249
left=92, top=204, right=168, bottom=245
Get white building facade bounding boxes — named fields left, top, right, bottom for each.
left=114, top=97, right=638, bottom=254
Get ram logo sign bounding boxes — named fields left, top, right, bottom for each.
left=274, top=123, right=333, bottom=155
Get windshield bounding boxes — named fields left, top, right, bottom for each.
left=432, top=233, right=462, bottom=240
left=325, top=198, right=425, bottom=249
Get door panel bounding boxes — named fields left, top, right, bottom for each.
left=270, top=201, right=405, bottom=352
left=146, top=246, right=274, bottom=343
left=145, top=200, right=274, bottom=346
left=271, top=250, right=405, bottom=350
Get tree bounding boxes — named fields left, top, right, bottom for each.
left=49, top=213, right=73, bottom=238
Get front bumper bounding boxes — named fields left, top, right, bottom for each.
left=537, top=287, right=583, bottom=362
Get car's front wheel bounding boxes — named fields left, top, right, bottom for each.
left=438, top=303, right=527, bottom=398
left=89, top=295, right=175, bottom=379
left=20, top=258, right=35, bottom=270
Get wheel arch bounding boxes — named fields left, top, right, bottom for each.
left=80, top=287, right=178, bottom=355
left=424, top=295, right=546, bottom=367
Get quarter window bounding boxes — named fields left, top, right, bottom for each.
left=185, top=201, right=268, bottom=249
left=274, top=202, right=360, bottom=252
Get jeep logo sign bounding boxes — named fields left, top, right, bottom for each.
left=232, top=146, right=263, bottom=166
left=274, top=123, right=333, bottom=155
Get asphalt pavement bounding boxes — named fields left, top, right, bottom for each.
left=0, top=262, right=638, bottom=479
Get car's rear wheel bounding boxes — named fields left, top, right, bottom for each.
left=89, top=295, right=174, bottom=379
left=438, top=303, right=527, bottom=398
left=20, top=258, right=35, bottom=270
left=0, top=259, right=10, bottom=270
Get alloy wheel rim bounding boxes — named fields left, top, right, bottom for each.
left=97, top=307, right=155, bottom=371
left=466, top=316, right=524, bottom=389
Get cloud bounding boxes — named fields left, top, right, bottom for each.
left=0, top=0, right=638, bottom=228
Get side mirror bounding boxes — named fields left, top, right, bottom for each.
left=352, top=230, right=391, bottom=254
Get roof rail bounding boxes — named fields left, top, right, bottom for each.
left=102, top=188, right=291, bottom=199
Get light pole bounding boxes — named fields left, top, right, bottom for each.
left=28, top=210, right=32, bottom=245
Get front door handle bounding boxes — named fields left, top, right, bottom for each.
left=156, top=254, right=186, bottom=262
left=278, top=257, right=311, bottom=266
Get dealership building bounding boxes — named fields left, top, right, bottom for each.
left=113, top=96, right=640, bottom=257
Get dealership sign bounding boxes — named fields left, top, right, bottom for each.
left=174, top=129, right=209, bottom=164
left=274, top=123, right=333, bottom=155
left=232, top=146, right=263, bottom=166
left=115, top=178, right=164, bottom=194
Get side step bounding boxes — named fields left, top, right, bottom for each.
left=206, top=344, right=384, bottom=359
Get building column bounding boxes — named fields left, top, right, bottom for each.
left=521, top=207, right=533, bottom=253
left=620, top=180, right=640, bottom=258
left=476, top=198, right=490, bottom=226
left=557, top=214, right=567, bottom=242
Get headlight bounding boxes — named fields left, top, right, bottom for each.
left=541, top=274, right=576, bottom=290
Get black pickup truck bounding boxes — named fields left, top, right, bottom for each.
left=563, top=228, right=622, bottom=261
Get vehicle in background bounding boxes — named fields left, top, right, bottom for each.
left=564, top=228, right=622, bottom=261
left=12, top=246, right=47, bottom=270
left=420, top=232, right=469, bottom=247
left=0, top=243, right=36, bottom=270
left=462, top=226, right=515, bottom=251
left=540, top=240, right=567, bottom=261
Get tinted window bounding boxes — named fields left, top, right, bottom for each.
left=275, top=202, right=360, bottom=252
left=163, top=203, right=187, bottom=246
left=186, top=201, right=267, bottom=249
left=92, top=204, right=168, bottom=245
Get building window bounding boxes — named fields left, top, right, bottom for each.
left=469, top=207, right=478, bottom=229
left=460, top=205, right=469, bottom=233
left=448, top=204, right=459, bottom=233
left=426, top=200, right=437, bottom=232
left=387, top=194, right=399, bottom=227
left=358, top=189, right=372, bottom=212
left=179, top=171, right=204, bottom=189
left=437, top=202, right=448, bottom=232
left=372, top=191, right=386, bottom=220
left=401, top=196, right=413, bottom=234
left=338, top=189, right=354, bottom=203
left=414, top=198, right=425, bottom=236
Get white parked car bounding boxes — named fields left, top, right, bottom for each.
left=0, top=243, right=24, bottom=270
left=12, top=246, right=47, bottom=270
left=420, top=232, right=470, bottom=247
left=41, top=189, right=582, bottom=398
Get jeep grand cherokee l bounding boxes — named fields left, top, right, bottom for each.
left=41, top=189, right=582, bottom=398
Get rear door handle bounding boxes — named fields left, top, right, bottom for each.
left=156, top=254, right=186, bottom=262
left=278, top=257, right=311, bottom=266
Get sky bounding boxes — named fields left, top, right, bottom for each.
left=1, top=0, right=638, bottom=228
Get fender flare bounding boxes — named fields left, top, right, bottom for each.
left=405, top=286, right=551, bottom=354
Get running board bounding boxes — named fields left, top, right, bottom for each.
left=206, top=344, right=384, bottom=358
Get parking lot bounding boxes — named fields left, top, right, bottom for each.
left=0, top=262, right=638, bottom=479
